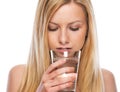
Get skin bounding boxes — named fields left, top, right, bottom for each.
left=7, top=65, right=117, bottom=92
left=7, top=2, right=117, bottom=92
left=42, top=3, right=87, bottom=91
left=48, top=2, right=87, bottom=52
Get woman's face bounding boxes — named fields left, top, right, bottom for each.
left=48, top=2, right=87, bottom=52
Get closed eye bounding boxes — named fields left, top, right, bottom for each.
left=48, top=27, right=58, bottom=31
left=69, top=27, right=79, bottom=31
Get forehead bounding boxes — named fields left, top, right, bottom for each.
left=50, top=2, right=86, bottom=23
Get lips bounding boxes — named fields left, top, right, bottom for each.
left=56, top=47, right=72, bottom=52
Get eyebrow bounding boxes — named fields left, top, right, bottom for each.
left=49, top=20, right=84, bottom=25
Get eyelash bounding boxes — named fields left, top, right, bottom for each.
left=69, top=27, right=79, bottom=31
left=48, top=27, right=58, bottom=31
left=48, top=27, right=80, bottom=31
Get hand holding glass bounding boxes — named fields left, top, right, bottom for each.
left=50, top=50, right=81, bottom=92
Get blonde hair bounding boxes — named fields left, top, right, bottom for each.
left=18, top=0, right=104, bottom=92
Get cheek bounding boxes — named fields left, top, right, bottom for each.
left=72, top=32, right=86, bottom=50
left=48, top=33, right=57, bottom=49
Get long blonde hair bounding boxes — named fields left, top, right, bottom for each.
left=18, top=0, right=104, bottom=92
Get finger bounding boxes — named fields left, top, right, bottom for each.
left=43, top=78, right=74, bottom=92
left=50, top=82, right=74, bottom=92
left=48, top=67, right=75, bottom=79
left=49, top=82, right=74, bottom=92
left=42, top=73, right=76, bottom=92
left=46, top=59, right=66, bottom=73
left=41, top=60, right=67, bottom=83
left=50, top=73, right=77, bottom=87
left=41, top=80, right=57, bottom=92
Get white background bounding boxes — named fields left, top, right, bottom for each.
left=0, top=0, right=119, bottom=91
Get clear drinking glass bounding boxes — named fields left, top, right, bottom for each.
left=50, top=50, right=81, bottom=92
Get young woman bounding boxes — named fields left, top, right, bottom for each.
left=7, top=0, right=117, bottom=92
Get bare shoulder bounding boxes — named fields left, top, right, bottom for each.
left=102, top=69, right=117, bottom=92
left=7, top=64, right=26, bottom=92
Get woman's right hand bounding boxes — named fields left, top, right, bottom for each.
left=36, top=59, right=77, bottom=92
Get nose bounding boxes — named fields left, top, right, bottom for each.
left=58, top=30, right=69, bottom=45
